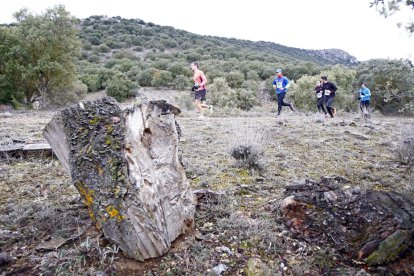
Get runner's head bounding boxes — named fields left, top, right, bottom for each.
left=321, top=76, right=328, bottom=83
left=361, top=82, right=366, bottom=88
left=276, top=68, right=283, bottom=77
left=316, top=80, right=321, bottom=86
left=190, top=62, right=199, bottom=71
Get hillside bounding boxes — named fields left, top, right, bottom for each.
left=78, top=15, right=359, bottom=67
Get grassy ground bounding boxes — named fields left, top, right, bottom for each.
left=0, top=94, right=413, bottom=275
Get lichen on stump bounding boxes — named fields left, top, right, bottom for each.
left=43, top=97, right=195, bottom=261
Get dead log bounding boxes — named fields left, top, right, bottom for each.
left=43, top=97, right=195, bottom=261
left=0, top=143, right=53, bottom=160
left=279, top=177, right=414, bottom=274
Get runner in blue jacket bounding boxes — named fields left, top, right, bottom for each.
left=272, top=68, right=294, bottom=116
left=359, top=82, right=371, bottom=115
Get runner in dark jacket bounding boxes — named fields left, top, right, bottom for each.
left=314, top=80, right=327, bottom=116
left=321, top=76, right=338, bottom=118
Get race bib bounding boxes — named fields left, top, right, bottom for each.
left=325, top=90, right=331, bottom=96
left=276, top=82, right=283, bottom=89
left=317, top=92, right=323, bottom=98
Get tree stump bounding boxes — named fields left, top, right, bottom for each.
left=43, top=97, right=195, bottom=261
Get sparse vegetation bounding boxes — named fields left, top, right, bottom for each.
left=1, top=103, right=413, bottom=274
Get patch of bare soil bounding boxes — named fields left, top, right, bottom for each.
left=1, top=99, right=413, bottom=275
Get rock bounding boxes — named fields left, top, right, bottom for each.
left=323, top=190, right=338, bottom=202
left=211, top=263, right=228, bottom=275
left=215, top=246, right=233, bottom=256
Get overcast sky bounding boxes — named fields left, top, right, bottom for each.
left=1, top=0, right=413, bottom=61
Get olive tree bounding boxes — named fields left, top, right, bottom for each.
left=13, top=5, right=82, bottom=105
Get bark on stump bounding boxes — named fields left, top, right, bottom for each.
left=43, top=97, right=195, bottom=261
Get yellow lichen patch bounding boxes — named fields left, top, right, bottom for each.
left=89, top=115, right=100, bottom=125
left=106, top=205, right=125, bottom=222
left=113, top=185, right=121, bottom=197
left=372, top=183, right=391, bottom=191
left=75, top=181, right=94, bottom=207
left=105, top=136, right=112, bottom=145
left=74, top=181, right=100, bottom=226
left=105, top=124, right=114, bottom=134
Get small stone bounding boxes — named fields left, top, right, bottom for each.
left=212, top=264, right=228, bottom=275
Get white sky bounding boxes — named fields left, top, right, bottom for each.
left=1, top=0, right=413, bottom=61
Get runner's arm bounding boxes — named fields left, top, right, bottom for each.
left=199, top=71, right=207, bottom=87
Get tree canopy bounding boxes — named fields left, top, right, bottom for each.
left=0, top=5, right=82, bottom=106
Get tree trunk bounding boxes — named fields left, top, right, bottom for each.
left=43, top=97, right=195, bottom=261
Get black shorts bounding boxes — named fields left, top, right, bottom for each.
left=195, top=89, right=206, bottom=101
left=361, top=100, right=370, bottom=107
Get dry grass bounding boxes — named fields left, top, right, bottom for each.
left=1, top=95, right=413, bottom=274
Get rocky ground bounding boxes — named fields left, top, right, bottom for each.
left=0, top=91, right=413, bottom=275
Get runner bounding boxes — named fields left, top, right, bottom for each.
left=190, top=62, right=212, bottom=118
left=321, top=76, right=338, bottom=118
left=359, top=82, right=371, bottom=120
left=314, top=80, right=327, bottom=117
left=272, top=68, right=293, bottom=116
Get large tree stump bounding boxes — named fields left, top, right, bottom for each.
left=43, top=97, right=195, bottom=261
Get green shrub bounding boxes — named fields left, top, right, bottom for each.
left=138, top=69, right=155, bottom=86
left=113, top=50, right=137, bottom=60
left=126, top=66, right=142, bottom=82
left=226, top=71, right=245, bottom=88
left=88, top=36, right=101, bottom=46
left=236, top=88, right=259, bottom=111
left=290, top=66, right=356, bottom=112
left=260, top=68, right=274, bottom=80
left=98, top=44, right=111, bottom=53
left=246, top=70, right=259, bottom=80
left=106, top=40, right=122, bottom=49
left=113, top=58, right=136, bottom=73
left=151, top=70, right=173, bottom=87
left=168, top=63, right=191, bottom=78
left=356, top=59, right=414, bottom=115
left=106, top=73, right=135, bottom=101
left=48, top=80, right=87, bottom=106
left=208, top=77, right=238, bottom=108
left=208, top=77, right=260, bottom=110
left=82, top=42, right=93, bottom=50
left=173, top=75, right=190, bottom=90
left=80, top=74, right=100, bottom=92
left=104, top=59, right=118, bottom=69
left=87, top=54, right=100, bottom=63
